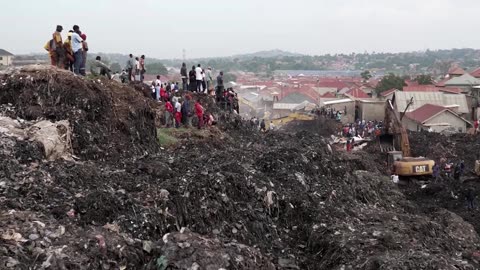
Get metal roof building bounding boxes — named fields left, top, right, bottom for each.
left=393, top=91, right=469, bottom=114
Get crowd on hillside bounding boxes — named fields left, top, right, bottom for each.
left=44, top=25, right=89, bottom=75
left=45, top=25, right=147, bottom=80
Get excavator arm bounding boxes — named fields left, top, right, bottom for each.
left=383, top=98, right=411, bottom=157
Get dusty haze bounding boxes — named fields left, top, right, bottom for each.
left=1, top=0, right=479, bottom=58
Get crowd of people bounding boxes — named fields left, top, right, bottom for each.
left=45, top=25, right=89, bottom=75
left=45, top=25, right=147, bottom=81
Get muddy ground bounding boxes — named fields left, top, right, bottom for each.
left=1, top=66, right=480, bottom=269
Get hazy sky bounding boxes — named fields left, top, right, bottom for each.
left=1, top=0, right=479, bottom=59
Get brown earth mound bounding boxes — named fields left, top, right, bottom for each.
left=0, top=65, right=158, bottom=161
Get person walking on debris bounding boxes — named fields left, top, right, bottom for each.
left=165, top=98, right=174, bottom=128
left=474, top=120, right=479, bottom=135
left=454, top=161, right=465, bottom=181
left=195, top=64, right=203, bottom=92
left=71, top=25, right=84, bottom=75
left=260, top=119, right=266, bottom=132
left=126, top=54, right=134, bottom=81
left=466, top=188, right=476, bottom=210
left=195, top=99, right=204, bottom=129
left=90, top=56, right=112, bottom=79
left=180, top=63, right=188, bottom=91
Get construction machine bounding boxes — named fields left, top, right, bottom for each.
left=382, top=98, right=435, bottom=177
left=269, top=113, right=315, bottom=127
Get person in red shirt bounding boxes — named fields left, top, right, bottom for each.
left=195, top=99, right=204, bottom=129
left=160, top=85, right=167, bottom=102
left=165, top=98, right=174, bottom=128
left=474, top=120, right=479, bottom=135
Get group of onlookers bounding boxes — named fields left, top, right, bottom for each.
left=45, top=25, right=88, bottom=75
left=125, top=54, right=146, bottom=82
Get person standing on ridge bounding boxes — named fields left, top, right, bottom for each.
left=181, top=63, right=188, bottom=91
left=52, top=25, right=64, bottom=68
left=71, top=25, right=84, bottom=75
left=206, top=67, right=213, bottom=94
left=140, top=55, right=146, bottom=82
left=80, top=33, right=88, bottom=76
left=63, top=31, right=74, bottom=71
left=155, top=75, right=162, bottom=101
left=195, top=64, right=203, bottom=92
left=216, top=71, right=224, bottom=102
left=126, top=54, right=134, bottom=81
left=189, top=66, right=197, bottom=91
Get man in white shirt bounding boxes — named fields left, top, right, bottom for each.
left=195, top=64, right=203, bottom=92
left=174, top=99, right=182, bottom=128
left=71, top=25, right=84, bottom=75
left=155, top=75, right=162, bottom=101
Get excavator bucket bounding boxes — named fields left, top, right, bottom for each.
left=378, top=134, right=395, bottom=152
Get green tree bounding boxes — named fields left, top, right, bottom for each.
left=360, top=70, right=372, bottom=81
left=110, top=62, right=122, bottom=73
left=376, top=73, right=406, bottom=93
left=415, top=74, right=433, bottom=85
left=145, top=63, right=168, bottom=75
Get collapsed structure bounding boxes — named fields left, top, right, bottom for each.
left=0, top=66, right=480, bottom=269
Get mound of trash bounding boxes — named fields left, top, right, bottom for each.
left=0, top=65, right=158, bottom=161
left=1, top=68, right=480, bottom=269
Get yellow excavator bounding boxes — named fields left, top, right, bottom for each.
left=268, top=112, right=315, bottom=128
left=381, top=98, right=434, bottom=177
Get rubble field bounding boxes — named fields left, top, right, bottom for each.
left=1, top=66, right=480, bottom=269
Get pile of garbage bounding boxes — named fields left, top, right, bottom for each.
left=0, top=65, right=158, bottom=161
left=1, top=67, right=480, bottom=269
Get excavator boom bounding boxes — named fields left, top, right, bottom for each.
left=382, top=99, right=411, bottom=157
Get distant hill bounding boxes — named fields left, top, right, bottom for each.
left=233, top=49, right=304, bottom=59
